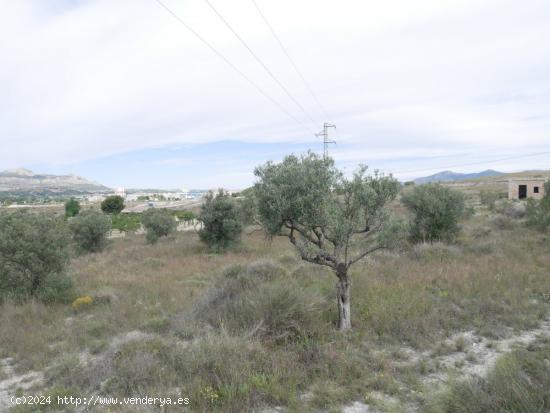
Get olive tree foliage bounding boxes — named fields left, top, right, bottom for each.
left=69, top=209, right=112, bottom=253
left=101, top=195, right=125, bottom=214
left=401, top=184, right=466, bottom=243
left=199, top=190, right=243, bottom=252
left=64, top=198, right=81, bottom=217
left=0, top=211, right=72, bottom=301
left=141, top=208, right=177, bottom=244
left=254, top=152, right=401, bottom=331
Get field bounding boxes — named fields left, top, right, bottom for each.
left=1, top=188, right=550, bottom=412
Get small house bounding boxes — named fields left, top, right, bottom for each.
left=507, top=179, right=546, bottom=200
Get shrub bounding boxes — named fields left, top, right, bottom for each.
left=172, top=210, right=195, bottom=223
left=36, top=272, right=75, bottom=304
left=101, top=195, right=125, bottom=214
left=69, top=209, right=111, bottom=253
left=193, top=261, right=326, bottom=343
left=72, top=295, right=93, bottom=311
left=479, top=190, right=503, bottom=210
left=489, top=214, right=517, bottom=231
left=401, top=183, right=466, bottom=243
left=526, top=197, right=550, bottom=231
left=111, top=213, right=141, bottom=232
left=141, top=209, right=177, bottom=244
left=64, top=198, right=81, bottom=218
left=493, top=199, right=526, bottom=219
left=199, top=190, right=242, bottom=252
left=0, top=211, right=71, bottom=301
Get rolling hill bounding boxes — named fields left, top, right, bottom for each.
left=413, top=169, right=503, bottom=184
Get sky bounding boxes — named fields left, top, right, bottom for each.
left=1, top=0, right=549, bottom=189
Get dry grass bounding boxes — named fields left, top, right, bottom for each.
left=1, top=202, right=550, bottom=412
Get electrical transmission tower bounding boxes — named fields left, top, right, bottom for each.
left=316, top=123, right=336, bottom=159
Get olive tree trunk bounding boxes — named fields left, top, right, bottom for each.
left=336, top=267, right=351, bottom=331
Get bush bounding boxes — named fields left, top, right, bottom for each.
left=493, top=199, right=526, bottom=219
left=111, top=213, right=141, bottom=232
left=0, top=211, right=71, bottom=301
left=172, top=210, right=195, bottom=223
left=141, top=209, right=177, bottom=244
left=36, top=272, right=75, bottom=304
left=489, top=214, right=517, bottom=231
left=69, top=209, right=111, bottom=253
left=526, top=197, right=550, bottom=231
left=199, top=190, right=242, bottom=252
left=193, top=261, right=326, bottom=343
left=64, top=198, right=81, bottom=218
left=401, top=183, right=466, bottom=243
left=101, top=195, right=125, bottom=214
left=479, top=190, right=504, bottom=210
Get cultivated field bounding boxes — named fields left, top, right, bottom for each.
left=1, top=187, right=550, bottom=412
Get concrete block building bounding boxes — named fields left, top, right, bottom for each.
left=508, top=179, right=546, bottom=200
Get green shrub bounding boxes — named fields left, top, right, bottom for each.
left=36, top=272, right=75, bottom=304
left=193, top=261, right=326, bottom=343
left=64, top=198, right=81, bottom=218
left=172, top=210, right=195, bottom=222
left=141, top=209, right=176, bottom=244
left=111, top=213, right=141, bottom=232
left=101, top=195, right=125, bottom=214
left=0, top=211, right=70, bottom=301
left=526, top=197, right=550, bottom=231
left=69, top=209, right=111, bottom=253
left=479, top=190, right=503, bottom=210
left=401, top=183, right=466, bottom=243
left=199, top=190, right=242, bottom=252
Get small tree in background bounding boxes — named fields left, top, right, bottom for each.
left=69, top=209, right=111, bottom=253
left=141, top=209, right=177, bottom=244
left=402, top=183, right=466, bottom=243
left=0, top=211, right=72, bottom=301
left=65, top=198, right=81, bottom=217
left=101, top=195, right=125, bottom=214
left=199, top=190, right=242, bottom=252
left=254, top=152, right=401, bottom=331
left=479, top=190, right=502, bottom=211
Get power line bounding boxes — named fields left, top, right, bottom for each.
left=251, top=0, right=329, bottom=121
left=204, top=0, right=318, bottom=128
left=153, top=0, right=313, bottom=134
left=391, top=149, right=550, bottom=175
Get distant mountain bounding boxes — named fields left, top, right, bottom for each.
left=413, top=169, right=503, bottom=184
left=0, top=169, right=109, bottom=195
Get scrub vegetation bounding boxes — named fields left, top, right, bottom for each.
left=0, top=164, right=549, bottom=412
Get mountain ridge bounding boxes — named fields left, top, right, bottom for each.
left=0, top=169, right=109, bottom=194
left=413, top=169, right=503, bottom=184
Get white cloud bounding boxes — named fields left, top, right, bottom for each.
left=1, top=0, right=549, bottom=175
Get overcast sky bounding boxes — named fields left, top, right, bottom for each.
left=1, top=0, right=549, bottom=189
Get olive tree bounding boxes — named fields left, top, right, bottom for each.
left=141, top=208, right=177, bottom=244
left=0, top=211, right=71, bottom=299
left=69, top=209, right=111, bottom=253
left=254, top=152, right=400, bottom=331
left=199, top=190, right=242, bottom=252
left=101, top=195, right=125, bottom=214
left=401, top=183, right=465, bottom=243
left=65, top=198, right=81, bottom=217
